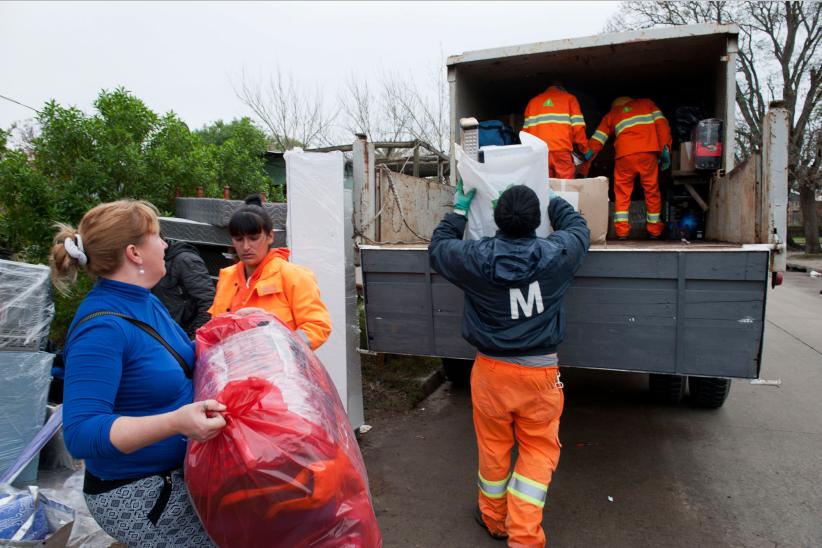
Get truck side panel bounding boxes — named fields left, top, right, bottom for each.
left=362, top=248, right=768, bottom=378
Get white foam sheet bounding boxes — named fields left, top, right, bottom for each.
left=284, top=149, right=364, bottom=428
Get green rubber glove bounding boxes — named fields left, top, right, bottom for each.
left=453, top=180, right=476, bottom=216
left=659, top=145, right=671, bottom=171
left=582, top=149, right=594, bottom=162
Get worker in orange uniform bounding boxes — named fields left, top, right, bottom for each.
left=430, top=183, right=590, bottom=547
left=209, top=195, right=331, bottom=350
left=523, top=84, right=591, bottom=179
left=584, top=96, right=672, bottom=239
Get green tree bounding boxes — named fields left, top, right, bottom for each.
left=146, top=113, right=220, bottom=201
left=0, top=129, right=55, bottom=260
left=195, top=118, right=271, bottom=199
left=0, top=88, right=276, bottom=262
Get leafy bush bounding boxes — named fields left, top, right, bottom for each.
left=0, top=88, right=276, bottom=343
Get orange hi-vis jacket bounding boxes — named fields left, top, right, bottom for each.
left=523, top=86, right=589, bottom=154
left=588, top=98, right=672, bottom=159
left=209, top=248, right=331, bottom=349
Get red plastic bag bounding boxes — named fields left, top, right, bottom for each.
left=186, top=311, right=381, bottom=548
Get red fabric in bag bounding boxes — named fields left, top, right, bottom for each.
left=186, top=311, right=381, bottom=548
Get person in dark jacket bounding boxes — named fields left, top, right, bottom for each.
left=429, top=183, right=589, bottom=547
left=152, top=240, right=215, bottom=337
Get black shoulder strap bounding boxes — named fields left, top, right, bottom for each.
left=68, top=311, right=192, bottom=378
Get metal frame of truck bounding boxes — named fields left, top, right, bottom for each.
left=359, top=24, right=789, bottom=408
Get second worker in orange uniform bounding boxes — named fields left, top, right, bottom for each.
left=584, top=96, right=672, bottom=239
left=523, top=83, right=591, bottom=180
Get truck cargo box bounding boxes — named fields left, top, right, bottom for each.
left=360, top=25, right=789, bottom=399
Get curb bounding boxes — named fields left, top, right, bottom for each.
left=417, top=368, right=446, bottom=401
left=787, top=263, right=808, bottom=272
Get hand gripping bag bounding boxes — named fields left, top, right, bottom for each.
left=186, top=311, right=381, bottom=548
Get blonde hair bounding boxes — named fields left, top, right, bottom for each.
left=50, top=200, right=160, bottom=293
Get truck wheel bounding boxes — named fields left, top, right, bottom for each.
left=442, top=358, right=473, bottom=387
left=648, top=374, right=686, bottom=405
left=688, top=377, right=731, bottom=409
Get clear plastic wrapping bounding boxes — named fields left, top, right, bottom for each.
left=0, top=352, right=53, bottom=484
left=186, top=311, right=381, bottom=548
left=285, top=149, right=364, bottom=427
left=0, top=260, right=54, bottom=351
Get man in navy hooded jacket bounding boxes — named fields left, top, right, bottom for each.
left=429, top=183, right=589, bottom=547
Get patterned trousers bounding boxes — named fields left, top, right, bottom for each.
left=84, top=469, right=213, bottom=548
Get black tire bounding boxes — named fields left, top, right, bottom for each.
left=442, top=358, right=473, bottom=386
left=688, top=376, right=731, bottom=409
left=648, top=373, right=686, bottom=405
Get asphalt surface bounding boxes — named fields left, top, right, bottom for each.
left=360, top=272, right=822, bottom=547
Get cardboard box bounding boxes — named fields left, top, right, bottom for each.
left=548, top=176, right=609, bottom=244
left=679, top=141, right=695, bottom=172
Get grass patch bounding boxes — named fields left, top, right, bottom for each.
left=361, top=354, right=442, bottom=414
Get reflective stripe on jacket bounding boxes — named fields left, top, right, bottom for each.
left=588, top=98, right=672, bottom=159
left=209, top=248, right=332, bottom=349
left=523, top=86, right=588, bottom=154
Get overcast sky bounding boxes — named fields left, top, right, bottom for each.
left=0, top=1, right=618, bottom=136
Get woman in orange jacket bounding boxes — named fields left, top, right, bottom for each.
left=209, top=196, right=331, bottom=350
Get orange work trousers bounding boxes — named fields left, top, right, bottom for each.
left=471, top=354, right=564, bottom=548
left=613, top=151, right=663, bottom=238
left=548, top=151, right=576, bottom=180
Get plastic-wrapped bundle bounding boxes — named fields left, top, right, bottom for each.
left=0, top=352, right=53, bottom=484
left=186, top=311, right=381, bottom=548
left=0, top=485, right=75, bottom=543
left=0, top=259, right=54, bottom=351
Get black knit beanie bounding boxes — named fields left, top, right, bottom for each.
left=493, top=185, right=541, bottom=237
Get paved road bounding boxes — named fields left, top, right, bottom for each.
left=360, top=272, right=822, bottom=547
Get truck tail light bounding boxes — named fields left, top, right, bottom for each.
left=771, top=271, right=783, bottom=288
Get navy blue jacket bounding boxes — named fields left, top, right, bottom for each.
left=429, top=196, right=589, bottom=357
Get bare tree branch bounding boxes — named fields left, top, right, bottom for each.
left=234, top=66, right=338, bottom=150
left=338, top=56, right=449, bottom=155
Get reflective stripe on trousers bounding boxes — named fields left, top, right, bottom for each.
left=507, top=472, right=549, bottom=508
left=478, top=472, right=510, bottom=499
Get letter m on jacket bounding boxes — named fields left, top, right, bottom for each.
left=510, top=281, right=545, bottom=320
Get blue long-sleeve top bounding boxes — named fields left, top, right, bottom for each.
left=63, top=277, right=196, bottom=481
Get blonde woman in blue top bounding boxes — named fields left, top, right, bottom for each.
left=50, top=200, right=225, bottom=547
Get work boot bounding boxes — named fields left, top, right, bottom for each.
left=474, top=506, right=508, bottom=540
left=617, top=236, right=628, bottom=241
